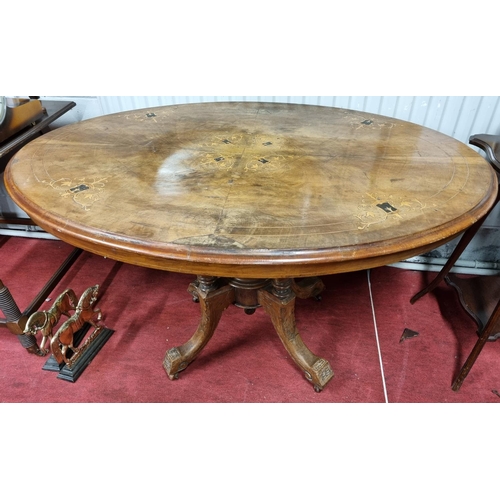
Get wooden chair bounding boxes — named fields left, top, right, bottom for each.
left=411, top=133, right=500, bottom=391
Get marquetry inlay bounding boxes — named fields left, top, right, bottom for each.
left=185, top=133, right=296, bottom=174
left=42, top=177, right=110, bottom=211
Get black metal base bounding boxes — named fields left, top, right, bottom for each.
left=42, top=323, right=115, bottom=382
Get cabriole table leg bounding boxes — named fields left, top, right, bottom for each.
left=258, top=278, right=334, bottom=392
left=163, top=276, right=235, bottom=380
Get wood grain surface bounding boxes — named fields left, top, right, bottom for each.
left=4, top=102, right=498, bottom=278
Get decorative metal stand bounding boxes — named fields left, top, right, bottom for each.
left=23, top=285, right=114, bottom=382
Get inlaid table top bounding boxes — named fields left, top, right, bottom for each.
left=4, top=102, right=497, bottom=278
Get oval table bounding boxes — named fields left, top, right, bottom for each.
left=4, top=102, right=498, bottom=391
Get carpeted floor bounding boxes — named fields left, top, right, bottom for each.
left=1, top=235, right=499, bottom=403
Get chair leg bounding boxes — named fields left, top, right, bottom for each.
left=452, top=298, right=500, bottom=391
left=410, top=215, right=491, bottom=304
left=0, top=279, right=41, bottom=354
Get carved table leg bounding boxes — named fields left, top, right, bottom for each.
left=163, top=276, right=235, bottom=380
left=258, top=279, right=334, bottom=392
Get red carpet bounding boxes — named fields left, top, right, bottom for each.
left=1, top=235, right=499, bottom=403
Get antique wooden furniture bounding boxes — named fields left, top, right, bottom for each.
left=1, top=99, right=76, bottom=225
left=0, top=97, right=46, bottom=143
left=4, top=102, right=498, bottom=391
left=411, top=133, right=500, bottom=391
left=0, top=99, right=81, bottom=354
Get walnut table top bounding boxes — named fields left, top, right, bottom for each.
left=5, top=102, right=497, bottom=278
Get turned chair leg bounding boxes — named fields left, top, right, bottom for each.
left=0, top=279, right=42, bottom=354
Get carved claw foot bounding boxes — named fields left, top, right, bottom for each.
left=163, top=347, right=189, bottom=380
left=304, top=358, right=334, bottom=392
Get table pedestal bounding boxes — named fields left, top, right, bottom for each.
left=163, top=276, right=334, bottom=392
